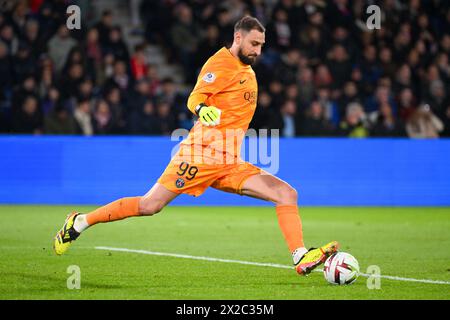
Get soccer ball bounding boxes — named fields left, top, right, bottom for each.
left=323, top=252, right=360, bottom=285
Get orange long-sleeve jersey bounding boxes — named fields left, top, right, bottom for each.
left=182, top=47, right=258, bottom=159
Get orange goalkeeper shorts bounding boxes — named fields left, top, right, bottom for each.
left=157, top=144, right=262, bottom=197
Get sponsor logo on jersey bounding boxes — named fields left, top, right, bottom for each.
left=202, top=72, right=216, bottom=83
left=244, top=91, right=257, bottom=104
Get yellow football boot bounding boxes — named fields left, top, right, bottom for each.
left=53, top=212, right=81, bottom=255
left=295, top=241, right=340, bottom=275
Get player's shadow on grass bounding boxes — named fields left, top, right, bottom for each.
left=6, top=272, right=127, bottom=290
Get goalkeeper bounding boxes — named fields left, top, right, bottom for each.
left=53, top=16, right=338, bottom=276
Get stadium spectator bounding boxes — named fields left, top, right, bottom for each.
left=44, top=104, right=77, bottom=135
left=365, top=85, right=396, bottom=114
left=73, top=99, right=93, bottom=136
left=103, top=26, right=130, bottom=63
left=127, top=78, right=150, bottom=115
left=268, top=79, right=285, bottom=108
left=297, top=67, right=315, bottom=107
left=141, top=1, right=174, bottom=45
left=314, top=64, right=333, bottom=89
left=425, top=79, right=449, bottom=117
left=129, top=100, right=159, bottom=135
left=337, top=102, right=369, bottom=137
left=285, top=83, right=301, bottom=108
left=397, top=87, right=418, bottom=122
left=157, top=78, right=190, bottom=129
left=59, top=63, right=85, bottom=101
left=104, top=87, right=127, bottom=134
left=216, top=8, right=234, bottom=47
left=41, top=86, right=61, bottom=116
left=301, top=100, right=334, bottom=136
left=316, top=86, right=339, bottom=125
left=23, top=19, right=45, bottom=59
left=129, top=0, right=143, bottom=31
left=10, top=0, right=29, bottom=37
left=393, top=64, right=416, bottom=97
left=37, top=56, right=55, bottom=100
left=369, top=103, right=405, bottom=137
left=94, top=10, right=114, bottom=47
left=170, top=3, right=201, bottom=84
left=273, top=48, right=301, bottom=85
left=11, top=95, right=42, bottom=134
left=104, top=60, right=131, bottom=94
left=99, top=53, right=115, bottom=83
left=146, top=64, right=162, bottom=97
left=93, top=100, right=114, bottom=135
left=332, top=25, right=357, bottom=60
left=76, top=78, right=95, bottom=105
left=11, top=75, right=38, bottom=116
left=337, top=81, right=362, bottom=119
left=222, top=0, right=247, bottom=23
left=279, top=99, right=298, bottom=137
left=62, top=47, right=85, bottom=75
left=0, top=0, right=449, bottom=138
left=35, top=2, right=59, bottom=42
left=265, top=7, right=291, bottom=52
left=406, top=104, right=444, bottom=138
left=326, top=44, right=352, bottom=90
left=47, top=24, right=77, bottom=72
left=327, top=0, right=353, bottom=30
left=195, top=24, right=221, bottom=70
left=441, top=106, right=450, bottom=137
left=13, top=42, right=35, bottom=84
left=0, top=23, right=18, bottom=55
left=154, top=99, right=177, bottom=135
left=249, top=90, right=276, bottom=132
left=359, top=45, right=382, bottom=94
left=83, top=28, right=102, bottom=84
left=130, top=44, right=148, bottom=81
left=0, top=41, right=12, bottom=100
left=379, top=47, right=396, bottom=79
left=298, top=25, right=326, bottom=66
left=246, top=0, right=268, bottom=26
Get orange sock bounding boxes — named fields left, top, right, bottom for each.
left=276, top=205, right=304, bottom=252
left=86, top=197, right=141, bottom=226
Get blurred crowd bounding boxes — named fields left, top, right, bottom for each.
left=0, top=0, right=449, bottom=138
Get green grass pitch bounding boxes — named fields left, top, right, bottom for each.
left=0, top=205, right=449, bottom=300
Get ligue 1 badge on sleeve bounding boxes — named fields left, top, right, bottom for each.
left=175, top=178, right=185, bottom=188
left=202, top=72, right=216, bottom=83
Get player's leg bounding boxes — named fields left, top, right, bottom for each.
left=239, top=173, right=307, bottom=257
left=240, top=172, right=339, bottom=275
left=80, top=182, right=179, bottom=226
left=53, top=183, right=178, bottom=255
left=211, top=164, right=309, bottom=260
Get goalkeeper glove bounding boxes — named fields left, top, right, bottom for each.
left=195, top=103, right=221, bottom=127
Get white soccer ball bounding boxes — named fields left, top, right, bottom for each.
left=323, top=252, right=360, bottom=285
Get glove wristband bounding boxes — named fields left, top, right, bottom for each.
left=195, top=103, right=208, bottom=116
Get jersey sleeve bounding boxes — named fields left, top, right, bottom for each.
left=187, top=59, right=237, bottom=113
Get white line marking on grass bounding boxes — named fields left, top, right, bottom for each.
left=95, top=246, right=450, bottom=286
left=95, top=246, right=292, bottom=269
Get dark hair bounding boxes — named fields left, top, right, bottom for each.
left=134, top=43, right=146, bottom=52
left=234, top=16, right=265, bottom=33
left=102, top=10, right=112, bottom=17
left=77, top=98, right=91, bottom=105
left=161, top=77, right=174, bottom=84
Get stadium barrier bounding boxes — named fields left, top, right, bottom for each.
left=0, top=136, right=449, bottom=206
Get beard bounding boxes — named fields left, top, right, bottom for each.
left=238, top=48, right=257, bottom=65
